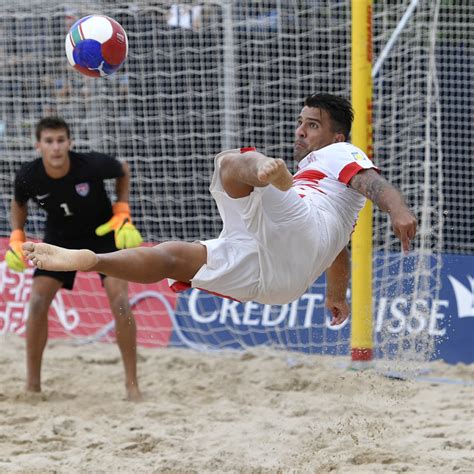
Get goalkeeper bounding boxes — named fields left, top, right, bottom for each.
left=5, top=117, right=143, bottom=401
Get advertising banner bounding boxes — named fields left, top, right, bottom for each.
left=1, top=238, right=472, bottom=363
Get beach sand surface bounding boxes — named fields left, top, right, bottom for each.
left=0, top=335, right=473, bottom=473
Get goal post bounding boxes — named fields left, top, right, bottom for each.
left=350, top=0, right=374, bottom=366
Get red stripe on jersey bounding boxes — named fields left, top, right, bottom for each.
left=338, top=162, right=364, bottom=185
left=295, top=184, right=326, bottom=195
left=240, top=147, right=256, bottom=153
left=293, top=169, right=327, bottom=195
left=293, top=169, right=327, bottom=181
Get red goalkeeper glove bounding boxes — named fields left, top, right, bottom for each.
left=5, top=229, right=27, bottom=272
left=95, top=202, right=143, bottom=249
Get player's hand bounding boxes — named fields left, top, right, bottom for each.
left=325, top=297, right=350, bottom=326
left=390, top=207, right=417, bottom=254
left=95, top=202, right=143, bottom=249
left=5, top=229, right=27, bottom=272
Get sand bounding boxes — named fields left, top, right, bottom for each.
left=0, top=334, right=473, bottom=473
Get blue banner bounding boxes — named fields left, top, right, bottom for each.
left=171, top=253, right=474, bottom=364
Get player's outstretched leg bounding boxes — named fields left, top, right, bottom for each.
left=23, top=241, right=207, bottom=285
left=23, top=242, right=97, bottom=271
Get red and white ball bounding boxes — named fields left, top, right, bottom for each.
left=65, top=15, right=128, bottom=77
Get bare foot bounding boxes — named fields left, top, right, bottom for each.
left=257, top=158, right=293, bottom=191
left=25, top=383, right=41, bottom=393
left=22, top=242, right=98, bottom=272
left=126, top=385, right=144, bottom=402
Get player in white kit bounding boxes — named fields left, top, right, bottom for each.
left=22, top=93, right=417, bottom=326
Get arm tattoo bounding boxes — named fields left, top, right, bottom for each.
left=350, top=170, right=390, bottom=204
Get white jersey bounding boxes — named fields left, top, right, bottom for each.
left=189, top=144, right=379, bottom=305
left=293, top=142, right=378, bottom=248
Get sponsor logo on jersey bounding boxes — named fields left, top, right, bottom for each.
left=75, top=182, right=90, bottom=197
left=351, top=151, right=366, bottom=161
left=35, top=193, right=50, bottom=200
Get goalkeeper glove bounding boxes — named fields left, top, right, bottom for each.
left=5, top=229, right=27, bottom=272
left=95, top=202, right=143, bottom=249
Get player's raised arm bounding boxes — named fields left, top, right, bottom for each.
left=5, top=199, right=29, bottom=272
left=349, top=169, right=417, bottom=253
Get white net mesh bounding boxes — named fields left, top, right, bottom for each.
left=0, top=1, right=471, bottom=358
left=371, top=0, right=471, bottom=366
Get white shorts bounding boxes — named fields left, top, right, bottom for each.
left=191, top=150, right=332, bottom=304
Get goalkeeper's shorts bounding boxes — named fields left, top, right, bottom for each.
left=33, top=232, right=117, bottom=290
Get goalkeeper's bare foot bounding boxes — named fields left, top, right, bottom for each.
left=257, top=158, right=293, bottom=191
left=22, top=242, right=98, bottom=272
left=127, top=385, right=144, bottom=403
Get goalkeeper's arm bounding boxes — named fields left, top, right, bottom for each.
left=5, top=199, right=28, bottom=272
left=115, top=161, right=131, bottom=204
left=95, top=161, right=143, bottom=249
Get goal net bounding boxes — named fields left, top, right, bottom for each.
left=0, top=1, right=470, bottom=361
left=372, top=0, right=472, bottom=368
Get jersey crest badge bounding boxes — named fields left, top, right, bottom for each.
left=351, top=151, right=366, bottom=162
left=75, top=182, right=90, bottom=197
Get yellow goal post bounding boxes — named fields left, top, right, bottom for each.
left=351, top=0, right=374, bottom=367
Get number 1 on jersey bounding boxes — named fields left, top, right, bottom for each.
left=60, top=203, right=74, bottom=216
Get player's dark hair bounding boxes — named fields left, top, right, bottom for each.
left=35, top=117, right=71, bottom=141
left=304, top=93, right=354, bottom=140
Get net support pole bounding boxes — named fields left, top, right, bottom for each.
left=350, top=0, right=374, bottom=367
left=221, top=0, right=236, bottom=150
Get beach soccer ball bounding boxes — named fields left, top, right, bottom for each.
left=65, top=15, right=128, bottom=77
